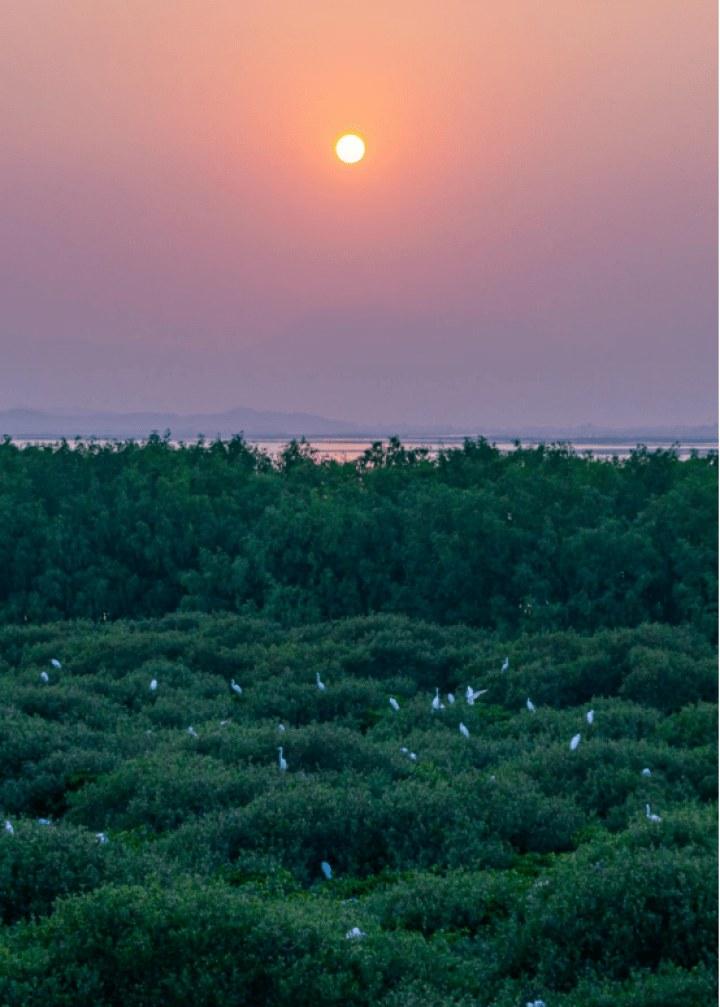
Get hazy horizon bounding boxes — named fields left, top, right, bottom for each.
left=1, top=2, right=716, bottom=426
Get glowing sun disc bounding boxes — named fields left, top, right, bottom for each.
left=335, top=134, right=365, bottom=163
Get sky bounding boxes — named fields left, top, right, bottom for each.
left=0, top=1, right=717, bottom=429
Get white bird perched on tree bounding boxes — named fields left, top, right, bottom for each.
left=316, top=673, right=325, bottom=692
left=4, top=821, right=13, bottom=836
left=641, top=768, right=651, bottom=776
left=38, top=819, right=51, bottom=825
left=321, top=861, right=332, bottom=879
left=401, top=747, right=408, bottom=753
left=465, top=685, right=487, bottom=706
left=570, top=733, right=581, bottom=751
left=278, top=723, right=285, bottom=731
left=230, top=679, right=242, bottom=695
left=346, top=927, right=365, bottom=939
left=459, top=723, right=470, bottom=738
left=40, top=671, right=49, bottom=683
left=526, top=1001, right=546, bottom=1007
left=388, top=698, right=400, bottom=711
left=150, top=680, right=157, bottom=691
left=526, top=698, right=535, bottom=713
left=586, top=709, right=594, bottom=724
left=409, top=753, right=417, bottom=760
left=51, top=659, right=62, bottom=669
left=96, top=832, right=109, bottom=843
left=447, top=693, right=455, bottom=705
left=146, top=730, right=152, bottom=735
left=646, top=803, right=662, bottom=822
left=278, top=747, right=287, bottom=771
left=431, top=688, right=440, bottom=711
left=342, top=898, right=358, bottom=904
left=501, top=656, right=509, bottom=672
left=188, top=726, right=198, bottom=738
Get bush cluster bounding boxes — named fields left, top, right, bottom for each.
left=0, top=438, right=715, bottom=1001
left=0, top=436, right=715, bottom=640
left=0, top=613, right=716, bottom=1004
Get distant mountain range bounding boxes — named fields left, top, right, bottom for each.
left=0, top=407, right=716, bottom=443
left=2, top=306, right=716, bottom=431
left=0, top=407, right=358, bottom=440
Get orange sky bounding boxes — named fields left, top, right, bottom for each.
left=0, top=1, right=716, bottom=425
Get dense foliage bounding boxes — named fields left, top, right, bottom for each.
left=0, top=439, right=716, bottom=1003
left=0, top=435, right=716, bottom=640
left=0, top=613, right=716, bottom=1004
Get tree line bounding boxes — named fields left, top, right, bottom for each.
left=0, top=434, right=716, bottom=639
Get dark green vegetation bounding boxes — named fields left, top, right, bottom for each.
left=0, top=439, right=716, bottom=1005
left=0, top=435, right=716, bottom=639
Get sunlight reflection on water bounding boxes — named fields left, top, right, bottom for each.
left=11, top=437, right=716, bottom=462
left=250, top=438, right=716, bottom=463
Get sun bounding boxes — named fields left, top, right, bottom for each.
left=335, top=134, right=365, bottom=164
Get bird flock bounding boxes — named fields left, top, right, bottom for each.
left=10, top=649, right=661, bottom=949
left=102, top=655, right=655, bottom=796
left=27, top=656, right=659, bottom=799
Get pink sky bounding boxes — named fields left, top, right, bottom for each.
left=0, top=1, right=716, bottom=427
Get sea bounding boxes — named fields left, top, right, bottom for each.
left=10, top=436, right=717, bottom=462
left=250, top=437, right=716, bottom=463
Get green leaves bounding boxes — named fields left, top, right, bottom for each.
left=0, top=438, right=715, bottom=639
left=0, top=427, right=715, bottom=1007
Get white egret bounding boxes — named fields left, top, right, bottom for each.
left=431, top=688, right=440, bottom=711
left=526, top=698, right=535, bottom=713
left=38, top=819, right=51, bottom=825
left=345, top=927, right=366, bottom=939
left=188, top=726, right=198, bottom=738
left=220, top=721, right=227, bottom=726
left=96, top=832, right=109, bottom=843
left=389, top=697, right=400, bottom=712
left=150, top=680, right=157, bottom=691
left=501, top=656, right=509, bottom=672
left=527, top=1001, right=546, bottom=1007
left=401, top=747, right=408, bottom=753
left=146, top=730, right=152, bottom=735
left=466, top=686, right=487, bottom=706
left=459, top=723, right=470, bottom=738
left=570, top=733, right=581, bottom=751
left=646, top=803, right=662, bottom=822
left=641, top=768, right=651, bottom=776
left=316, top=673, right=325, bottom=692
left=278, top=723, right=285, bottom=731
left=489, top=775, right=495, bottom=781
left=447, top=693, right=455, bottom=705
left=342, top=898, right=358, bottom=904
left=278, top=747, right=287, bottom=771
left=40, top=671, right=49, bottom=683
left=230, top=679, right=242, bottom=695
left=586, top=709, right=594, bottom=724
left=409, top=753, right=417, bottom=760
left=4, top=821, right=13, bottom=836
left=321, top=861, right=332, bottom=879
left=51, top=659, right=62, bottom=669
